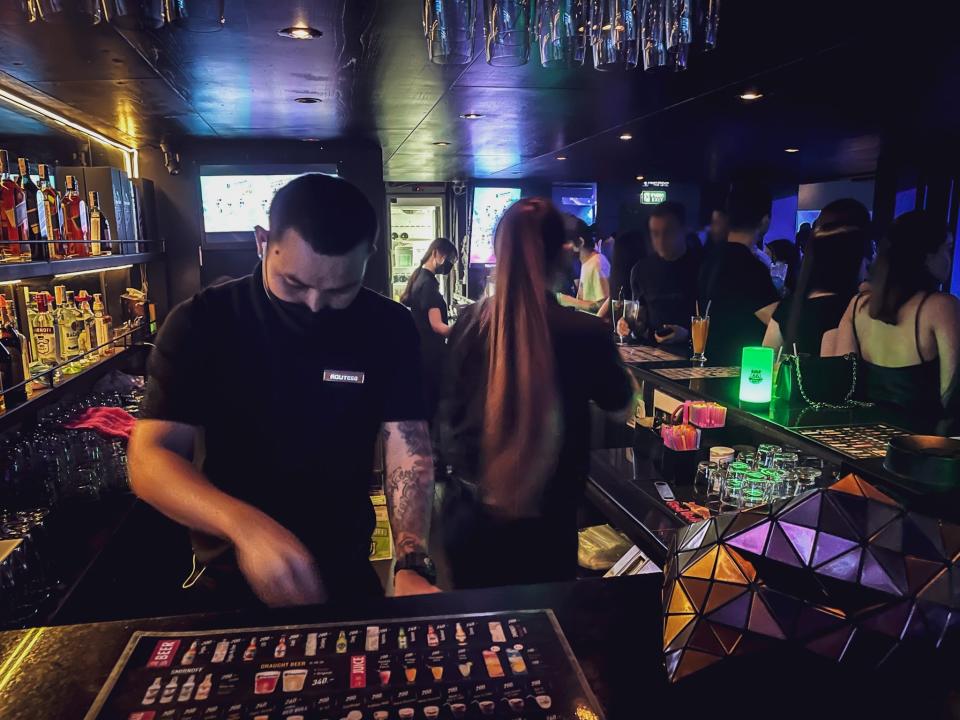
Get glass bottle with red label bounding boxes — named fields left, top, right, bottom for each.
left=0, top=150, right=27, bottom=262
left=18, top=157, right=47, bottom=262
left=61, top=175, right=88, bottom=257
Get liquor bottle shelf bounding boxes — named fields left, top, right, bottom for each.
left=0, top=333, right=151, bottom=433
left=0, top=251, right=163, bottom=283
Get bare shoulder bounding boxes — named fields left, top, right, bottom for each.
left=925, top=292, right=960, bottom=320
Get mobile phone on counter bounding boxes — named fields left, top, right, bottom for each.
left=654, top=481, right=676, bottom=501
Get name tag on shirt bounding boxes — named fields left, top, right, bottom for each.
left=323, top=369, right=365, bottom=384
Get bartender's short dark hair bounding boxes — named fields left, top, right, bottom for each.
left=725, top=182, right=772, bottom=232
left=650, top=201, right=686, bottom=226
left=269, top=174, right=378, bottom=254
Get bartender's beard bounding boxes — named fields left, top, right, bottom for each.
left=261, top=253, right=338, bottom=332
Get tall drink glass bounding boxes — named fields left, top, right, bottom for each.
left=691, top=315, right=709, bottom=363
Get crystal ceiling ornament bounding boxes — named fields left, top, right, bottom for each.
left=424, top=0, right=477, bottom=65
left=662, top=474, right=960, bottom=682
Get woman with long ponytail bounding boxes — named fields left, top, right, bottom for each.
left=440, top=198, right=634, bottom=588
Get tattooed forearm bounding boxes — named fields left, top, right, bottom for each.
left=382, top=421, right=434, bottom=559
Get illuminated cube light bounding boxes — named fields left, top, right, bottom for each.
left=739, top=347, right=774, bottom=404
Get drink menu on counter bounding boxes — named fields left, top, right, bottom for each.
left=84, top=610, right=605, bottom=720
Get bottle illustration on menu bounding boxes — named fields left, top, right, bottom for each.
left=181, top=640, right=198, bottom=665
left=335, top=631, right=347, bottom=654
left=159, top=677, right=179, bottom=704
left=426, top=625, right=439, bottom=648
left=274, top=635, right=287, bottom=658
left=195, top=673, right=213, bottom=701
left=142, top=677, right=162, bottom=705
left=483, top=649, right=505, bottom=678
left=397, top=627, right=408, bottom=650
left=506, top=648, right=528, bottom=675
left=178, top=674, right=196, bottom=702
left=489, top=622, right=506, bottom=643
left=243, top=637, right=257, bottom=661
left=212, top=639, right=229, bottom=663
left=455, top=623, right=467, bottom=644
left=305, top=632, right=318, bottom=657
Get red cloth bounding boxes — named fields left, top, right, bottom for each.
left=63, top=406, right=136, bottom=440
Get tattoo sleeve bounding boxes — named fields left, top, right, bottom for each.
left=382, top=421, right=435, bottom=559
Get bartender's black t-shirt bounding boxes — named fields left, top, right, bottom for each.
left=140, top=267, right=425, bottom=592
left=698, top=242, right=780, bottom=366
left=405, top=268, right=447, bottom=361
left=629, top=249, right=701, bottom=337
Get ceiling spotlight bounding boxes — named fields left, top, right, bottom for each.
left=432, top=141, right=450, bottom=146
left=460, top=113, right=484, bottom=119
left=635, top=175, right=645, bottom=181
left=785, top=147, right=800, bottom=153
left=556, top=155, right=567, bottom=161
left=301, top=138, right=322, bottom=142
left=739, top=91, right=763, bottom=101
left=294, top=97, right=322, bottom=104
left=619, top=133, right=633, bottom=141
left=278, top=26, right=323, bottom=40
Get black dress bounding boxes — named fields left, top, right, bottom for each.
left=772, top=293, right=851, bottom=356
left=439, top=299, right=633, bottom=588
left=404, top=268, right=448, bottom=420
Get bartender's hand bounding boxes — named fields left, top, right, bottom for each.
left=232, top=509, right=327, bottom=607
left=394, top=569, right=441, bottom=597
left=654, top=324, right=689, bottom=345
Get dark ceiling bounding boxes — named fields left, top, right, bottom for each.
left=0, top=1, right=958, bottom=184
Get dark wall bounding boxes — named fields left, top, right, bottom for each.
left=142, top=138, right=388, bottom=311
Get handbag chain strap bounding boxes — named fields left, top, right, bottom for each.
left=792, top=352, right=875, bottom=411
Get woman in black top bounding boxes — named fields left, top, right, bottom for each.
left=439, top=198, right=634, bottom=589
left=400, top=237, right=457, bottom=421
left=764, top=199, right=871, bottom=356
left=833, top=211, right=960, bottom=430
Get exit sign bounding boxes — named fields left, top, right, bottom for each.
left=640, top=189, right=667, bottom=205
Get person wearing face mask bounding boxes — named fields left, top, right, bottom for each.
left=832, top=210, right=960, bottom=429
left=400, top=237, right=457, bottom=423
left=129, top=174, right=441, bottom=611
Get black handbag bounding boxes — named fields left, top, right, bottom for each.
left=775, top=352, right=874, bottom=410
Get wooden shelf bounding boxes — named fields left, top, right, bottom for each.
left=0, top=252, right=162, bottom=283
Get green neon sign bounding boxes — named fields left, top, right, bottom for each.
left=640, top=189, right=667, bottom=205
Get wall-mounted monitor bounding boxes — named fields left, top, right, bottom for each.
left=199, top=164, right=339, bottom=246
left=469, top=186, right=521, bottom=265
left=552, top=183, right=597, bottom=224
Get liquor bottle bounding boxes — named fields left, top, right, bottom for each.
left=426, top=625, right=439, bottom=648
left=76, top=291, right=97, bottom=363
left=178, top=674, right=196, bottom=702
left=0, top=296, right=28, bottom=409
left=181, top=640, right=198, bottom=665
left=58, top=291, right=82, bottom=372
left=159, top=676, right=178, bottom=704
left=17, top=158, right=46, bottom=262
left=0, top=150, right=27, bottom=261
left=274, top=635, right=287, bottom=658
left=30, top=293, right=57, bottom=368
left=242, top=637, right=257, bottom=661
left=0, top=295, right=31, bottom=399
left=211, top=639, right=228, bottom=663
left=87, top=190, right=111, bottom=256
left=142, top=677, right=162, bottom=705
left=37, top=164, right=64, bottom=260
left=22, top=288, right=37, bottom=364
left=335, top=631, right=347, bottom=654
left=61, top=175, right=88, bottom=257
left=195, top=673, right=213, bottom=701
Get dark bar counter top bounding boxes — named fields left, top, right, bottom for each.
left=1, top=576, right=956, bottom=720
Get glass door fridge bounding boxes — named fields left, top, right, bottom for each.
left=388, top=196, right=445, bottom=303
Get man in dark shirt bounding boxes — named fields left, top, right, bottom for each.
left=129, top=175, right=440, bottom=608
left=699, top=182, right=780, bottom=366
left=621, top=201, right=700, bottom=345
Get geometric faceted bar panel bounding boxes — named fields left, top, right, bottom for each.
left=663, top=474, right=960, bottom=682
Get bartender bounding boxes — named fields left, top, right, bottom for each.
left=129, top=174, right=440, bottom=608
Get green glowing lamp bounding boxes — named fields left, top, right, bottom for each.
left=739, top=346, right=774, bottom=404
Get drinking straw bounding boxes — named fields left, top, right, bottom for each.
left=704, top=300, right=712, bottom=317
left=696, top=300, right=700, bottom=317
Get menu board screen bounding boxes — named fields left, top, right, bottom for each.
left=469, top=187, right=521, bottom=265
left=84, top=610, right=604, bottom=720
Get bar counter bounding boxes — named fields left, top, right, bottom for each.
left=1, top=575, right=955, bottom=720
